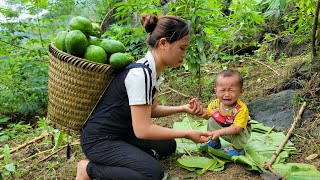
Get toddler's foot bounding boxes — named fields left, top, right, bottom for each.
left=200, top=139, right=221, bottom=149
left=76, top=159, right=91, bottom=180
left=220, top=146, right=245, bottom=156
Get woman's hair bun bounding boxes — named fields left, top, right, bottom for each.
left=140, top=13, right=158, bottom=33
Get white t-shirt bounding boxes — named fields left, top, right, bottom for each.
left=125, top=51, right=164, bottom=105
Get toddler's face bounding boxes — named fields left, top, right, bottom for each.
left=214, top=75, right=244, bottom=107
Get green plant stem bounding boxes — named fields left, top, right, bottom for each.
left=36, top=5, right=44, bottom=48
left=183, top=146, right=191, bottom=156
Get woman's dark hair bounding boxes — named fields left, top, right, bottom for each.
left=217, top=69, right=244, bottom=88
left=140, top=13, right=190, bottom=47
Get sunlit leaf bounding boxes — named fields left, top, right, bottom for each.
left=4, top=163, right=15, bottom=172
left=279, top=0, right=286, bottom=9
left=0, top=117, right=10, bottom=123
left=3, top=144, right=11, bottom=164
left=273, top=163, right=320, bottom=179
left=53, top=131, right=67, bottom=150
left=196, top=34, right=204, bottom=53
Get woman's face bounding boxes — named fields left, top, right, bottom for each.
left=162, top=34, right=190, bottom=68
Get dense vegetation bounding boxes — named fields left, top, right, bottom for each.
left=0, top=0, right=319, bottom=179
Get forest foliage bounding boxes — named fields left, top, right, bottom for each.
left=0, top=0, right=318, bottom=120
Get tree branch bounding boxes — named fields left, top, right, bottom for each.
left=168, top=87, right=189, bottom=98
left=0, top=134, right=46, bottom=160
left=311, top=0, right=320, bottom=57
left=0, top=39, right=35, bottom=52
left=264, top=102, right=307, bottom=170
left=246, top=57, right=280, bottom=76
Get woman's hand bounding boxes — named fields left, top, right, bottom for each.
left=186, top=130, right=212, bottom=143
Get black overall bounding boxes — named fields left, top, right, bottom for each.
left=80, top=63, right=176, bottom=180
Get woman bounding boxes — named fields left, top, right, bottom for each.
left=76, top=13, right=211, bottom=180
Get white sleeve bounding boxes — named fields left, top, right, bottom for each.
left=125, top=67, right=153, bottom=105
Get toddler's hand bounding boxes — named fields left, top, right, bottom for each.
left=209, top=131, right=220, bottom=140
left=188, top=98, right=205, bottom=116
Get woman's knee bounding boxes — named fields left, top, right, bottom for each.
left=158, top=139, right=176, bottom=158
left=145, top=161, right=164, bottom=180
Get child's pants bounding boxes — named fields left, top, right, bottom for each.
left=208, top=117, right=251, bottom=149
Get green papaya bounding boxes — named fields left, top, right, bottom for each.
left=109, top=52, right=134, bottom=70
left=100, top=39, right=126, bottom=55
left=88, top=36, right=101, bottom=46
left=84, top=45, right=108, bottom=64
left=55, top=31, right=68, bottom=52
left=65, top=30, right=88, bottom=57
left=69, top=16, right=92, bottom=37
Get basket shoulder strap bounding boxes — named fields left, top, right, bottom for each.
left=125, top=62, right=152, bottom=75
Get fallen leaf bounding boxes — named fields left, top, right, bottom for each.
left=306, top=154, right=318, bottom=161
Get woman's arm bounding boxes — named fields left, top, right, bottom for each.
left=151, top=97, right=203, bottom=118
left=131, top=104, right=211, bottom=143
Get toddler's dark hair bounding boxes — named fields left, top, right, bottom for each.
left=217, top=69, right=244, bottom=88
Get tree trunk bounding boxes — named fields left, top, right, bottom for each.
left=311, top=0, right=320, bottom=57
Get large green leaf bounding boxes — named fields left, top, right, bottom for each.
left=250, top=120, right=273, bottom=133
left=272, top=163, right=320, bottom=180
left=176, top=155, right=224, bottom=174
left=173, top=116, right=207, bottom=153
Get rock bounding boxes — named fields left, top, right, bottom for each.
left=247, top=90, right=314, bottom=131
left=260, top=172, right=282, bottom=180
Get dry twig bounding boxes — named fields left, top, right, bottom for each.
left=264, top=102, right=307, bottom=171
left=37, top=141, right=80, bottom=163
left=0, top=134, right=46, bottom=160
left=167, top=87, right=189, bottom=98
left=158, top=90, right=171, bottom=96
left=246, top=57, right=280, bottom=76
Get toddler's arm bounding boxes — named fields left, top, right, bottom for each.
left=210, top=125, right=243, bottom=140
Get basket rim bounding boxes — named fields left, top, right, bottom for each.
left=49, top=42, right=112, bottom=66
left=49, top=43, right=114, bottom=74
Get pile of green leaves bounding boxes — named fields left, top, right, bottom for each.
left=173, top=117, right=320, bottom=179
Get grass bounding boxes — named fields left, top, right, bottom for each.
left=0, top=54, right=319, bottom=179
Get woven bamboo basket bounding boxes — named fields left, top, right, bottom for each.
left=47, top=43, right=114, bottom=133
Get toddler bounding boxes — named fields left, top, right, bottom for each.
left=198, top=69, right=251, bottom=156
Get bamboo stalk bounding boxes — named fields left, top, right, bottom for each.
left=158, top=90, right=171, bottom=96
left=0, top=134, right=46, bottom=160
left=37, top=141, right=80, bottom=163
left=264, top=102, right=307, bottom=170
